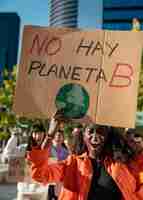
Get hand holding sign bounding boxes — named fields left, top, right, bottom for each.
left=41, top=109, right=66, bottom=149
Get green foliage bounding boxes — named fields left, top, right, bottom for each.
left=0, top=130, right=10, bottom=140
left=0, top=66, right=32, bottom=139
left=63, top=124, right=74, bottom=138
left=0, top=66, right=17, bottom=130
left=137, top=50, right=143, bottom=111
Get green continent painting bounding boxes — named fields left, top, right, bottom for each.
left=55, top=83, right=89, bottom=118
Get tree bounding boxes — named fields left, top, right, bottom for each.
left=0, top=66, right=33, bottom=140
left=137, top=51, right=143, bottom=111
left=0, top=66, right=17, bottom=140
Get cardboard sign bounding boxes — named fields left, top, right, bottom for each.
left=13, top=26, right=142, bottom=128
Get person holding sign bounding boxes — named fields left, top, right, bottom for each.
left=26, top=123, right=46, bottom=151
left=27, top=119, right=143, bottom=200
left=48, top=129, right=68, bottom=161
left=47, top=129, right=69, bottom=200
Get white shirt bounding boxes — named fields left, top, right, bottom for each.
left=2, top=135, right=18, bottom=159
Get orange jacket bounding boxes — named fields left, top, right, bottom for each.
left=27, top=149, right=143, bottom=200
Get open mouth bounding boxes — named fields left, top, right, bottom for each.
left=90, top=143, right=101, bottom=149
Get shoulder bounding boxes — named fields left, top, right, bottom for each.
left=133, top=153, right=143, bottom=165
left=64, top=154, right=84, bottom=166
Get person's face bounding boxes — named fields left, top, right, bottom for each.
left=84, top=127, right=108, bottom=158
left=72, top=128, right=81, bottom=136
left=126, top=133, right=143, bottom=153
left=53, top=131, right=64, bottom=144
left=32, top=132, right=45, bottom=145
left=133, top=18, right=138, bottom=24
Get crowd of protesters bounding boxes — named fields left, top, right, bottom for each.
left=1, top=110, right=143, bottom=200
left=23, top=110, right=143, bottom=200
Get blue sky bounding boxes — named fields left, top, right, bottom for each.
left=0, top=0, right=103, bottom=28
left=0, top=0, right=103, bottom=58
left=0, top=0, right=50, bottom=26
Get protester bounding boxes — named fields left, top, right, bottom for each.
left=125, top=128, right=143, bottom=154
left=65, top=123, right=86, bottom=155
left=2, top=127, right=19, bottom=163
left=25, top=122, right=47, bottom=183
left=26, top=123, right=46, bottom=151
left=27, top=121, right=143, bottom=200
left=49, top=129, right=68, bottom=161
left=48, top=129, right=69, bottom=200
left=132, top=18, right=140, bottom=31
left=41, top=109, right=66, bottom=150
left=124, top=128, right=143, bottom=193
left=26, top=117, right=68, bottom=200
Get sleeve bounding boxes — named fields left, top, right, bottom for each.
left=106, top=160, right=138, bottom=199
left=27, top=148, right=66, bottom=184
left=48, top=118, right=58, bottom=135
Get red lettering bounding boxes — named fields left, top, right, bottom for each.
left=45, top=37, right=62, bottom=56
left=30, top=34, right=48, bottom=55
left=29, top=34, right=61, bottom=56
left=109, top=63, right=133, bottom=88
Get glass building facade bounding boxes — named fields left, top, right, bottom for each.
left=49, top=0, right=102, bottom=29
left=49, top=0, right=78, bottom=27
left=0, top=12, right=20, bottom=84
left=103, top=0, right=143, bottom=30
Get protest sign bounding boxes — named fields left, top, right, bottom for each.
left=13, top=25, right=142, bottom=128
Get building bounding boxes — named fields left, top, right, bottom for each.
left=49, top=0, right=102, bottom=28
left=103, top=0, right=143, bottom=30
left=0, top=12, right=20, bottom=83
left=49, top=0, right=78, bottom=27
left=78, top=0, right=102, bottom=29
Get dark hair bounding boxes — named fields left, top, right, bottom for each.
left=67, top=130, right=87, bottom=155
left=32, top=123, right=46, bottom=133
left=84, top=124, right=108, bottom=135
left=102, top=127, right=135, bottom=162
left=76, top=133, right=87, bottom=155
left=126, top=128, right=142, bottom=138
left=126, top=128, right=135, bottom=135
left=55, top=129, right=64, bottom=135
left=73, top=123, right=83, bottom=129
left=26, top=123, right=46, bottom=151
left=84, top=125, right=135, bottom=162
left=26, top=135, right=37, bottom=151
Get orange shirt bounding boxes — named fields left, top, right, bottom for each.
left=27, top=149, right=143, bottom=200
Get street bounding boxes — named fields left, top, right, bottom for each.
left=0, top=158, right=17, bottom=200
left=0, top=183, right=17, bottom=200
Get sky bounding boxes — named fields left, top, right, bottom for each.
left=0, top=0, right=103, bottom=28
left=0, top=0, right=103, bottom=59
